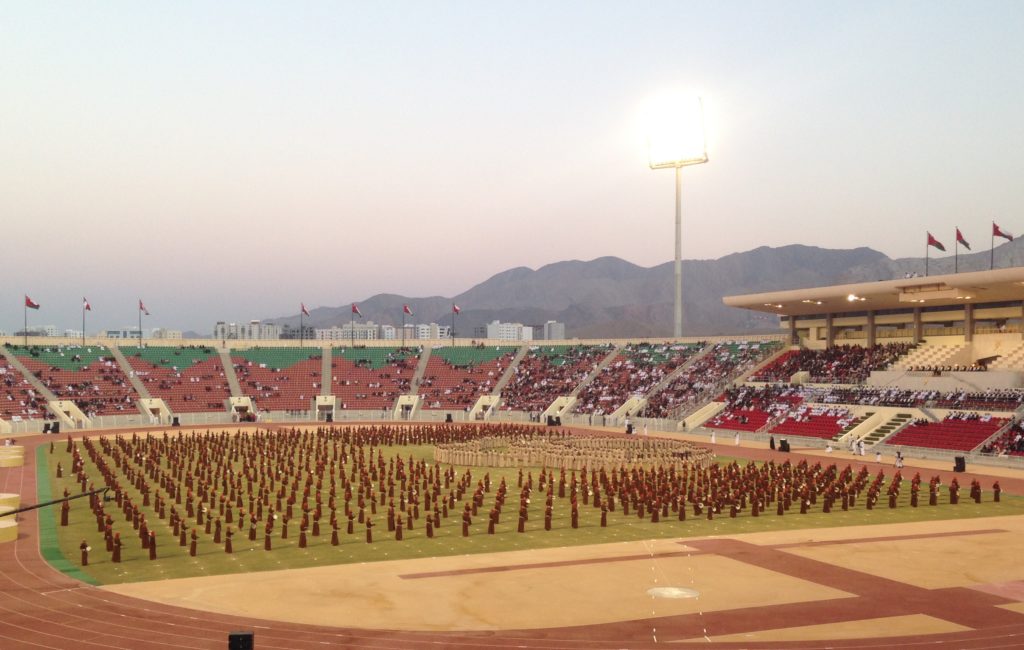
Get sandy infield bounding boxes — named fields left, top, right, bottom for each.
left=102, top=514, right=1024, bottom=638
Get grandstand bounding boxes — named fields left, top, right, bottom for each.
left=8, top=345, right=138, bottom=418
left=418, top=345, right=518, bottom=409
left=331, top=346, right=420, bottom=410
left=124, top=346, right=231, bottom=413
left=501, top=343, right=612, bottom=412
left=231, top=347, right=322, bottom=413
left=0, top=353, right=48, bottom=422
left=573, top=342, right=703, bottom=415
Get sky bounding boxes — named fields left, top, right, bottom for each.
left=3, top=1, right=1024, bottom=335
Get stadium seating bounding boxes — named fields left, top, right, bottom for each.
left=749, top=343, right=914, bottom=383
left=0, top=353, right=48, bottom=420
left=501, top=344, right=611, bottom=412
left=232, top=348, right=322, bottom=412
left=705, top=384, right=804, bottom=433
left=331, top=347, right=420, bottom=410
left=573, top=342, right=704, bottom=415
left=980, top=421, right=1024, bottom=456
left=126, top=346, right=231, bottom=413
left=419, top=345, right=518, bottom=410
left=10, top=345, right=138, bottom=417
left=769, top=405, right=852, bottom=440
left=885, top=413, right=1008, bottom=452
left=645, top=340, right=782, bottom=418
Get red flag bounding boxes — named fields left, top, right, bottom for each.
left=452, top=304, right=461, bottom=314
left=301, top=303, right=310, bottom=317
left=351, top=303, right=362, bottom=317
left=403, top=304, right=413, bottom=316
left=927, top=232, right=946, bottom=252
left=139, top=299, right=150, bottom=315
left=994, top=223, right=1014, bottom=241
left=955, top=228, right=971, bottom=250
left=25, top=295, right=40, bottom=310
left=83, top=298, right=92, bottom=311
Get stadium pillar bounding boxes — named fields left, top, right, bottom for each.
left=964, top=303, right=974, bottom=342
left=825, top=313, right=834, bottom=349
left=788, top=316, right=798, bottom=345
left=866, top=311, right=876, bottom=347
left=913, top=307, right=923, bottom=343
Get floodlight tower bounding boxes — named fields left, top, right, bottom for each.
left=648, top=95, right=709, bottom=338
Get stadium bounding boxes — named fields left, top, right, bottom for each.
left=6, top=4, right=1024, bottom=649
left=4, top=261, right=1024, bottom=648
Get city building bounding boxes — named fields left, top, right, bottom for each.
left=315, top=321, right=379, bottom=341
left=214, top=320, right=282, bottom=340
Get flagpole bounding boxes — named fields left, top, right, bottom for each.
left=23, top=300, right=27, bottom=347
left=925, top=241, right=929, bottom=277
left=300, top=311, right=304, bottom=348
left=401, top=310, right=406, bottom=349
left=138, top=303, right=142, bottom=349
left=82, top=303, right=86, bottom=347
left=451, top=307, right=455, bottom=348
left=955, top=233, right=958, bottom=274
left=350, top=311, right=354, bottom=348
left=991, top=221, right=995, bottom=270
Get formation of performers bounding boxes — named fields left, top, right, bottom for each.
left=52, top=422, right=1000, bottom=569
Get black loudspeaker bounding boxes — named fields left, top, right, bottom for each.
left=626, top=424, right=634, bottom=435
left=43, top=423, right=51, bottom=433
left=779, top=439, right=790, bottom=453
left=445, top=414, right=453, bottom=423
left=228, top=631, right=254, bottom=650
left=51, top=422, right=60, bottom=434
left=954, top=456, right=966, bottom=472
left=171, top=416, right=180, bottom=427
left=555, top=416, right=561, bottom=426
left=326, top=413, right=333, bottom=423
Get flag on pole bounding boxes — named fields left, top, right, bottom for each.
left=994, top=223, right=1014, bottom=241
left=25, top=295, right=40, bottom=310
left=139, top=299, right=150, bottom=315
left=955, top=228, right=971, bottom=250
left=301, top=303, right=310, bottom=317
left=927, top=232, right=946, bottom=252
left=452, top=304, right=461, bottom=314
left=403, top=304, right=413, bottom=316
left=351, top=303, right=362, bottom=317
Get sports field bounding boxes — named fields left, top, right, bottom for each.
left=6, top=422, right=1023, bottom=649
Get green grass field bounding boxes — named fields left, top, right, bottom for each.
left=40, top=441, right=1024, bottom=586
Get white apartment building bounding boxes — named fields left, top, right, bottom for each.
left=315, top=321, right=379, bottom=341
left=214, top=320, right=282, bottom=340
left=484, top=320, right=534, bottom=341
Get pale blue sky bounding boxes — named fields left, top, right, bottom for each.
left=3, top=1, right=1023, bottom=333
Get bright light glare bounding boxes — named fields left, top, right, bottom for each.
left=646, top=93, right=708, bottom=169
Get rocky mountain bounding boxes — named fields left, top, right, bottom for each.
left=266, top=239, right=1024, bottom=338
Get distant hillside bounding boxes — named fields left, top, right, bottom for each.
left=265, top=239, right=1024, bottom=337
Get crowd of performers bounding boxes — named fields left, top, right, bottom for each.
left=52, top=423, right=1002, bottom=568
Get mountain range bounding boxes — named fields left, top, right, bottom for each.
left=265, top=237, right=1024, bottom=338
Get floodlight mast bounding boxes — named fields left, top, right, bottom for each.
left=648, top=96, right=709, bottom=339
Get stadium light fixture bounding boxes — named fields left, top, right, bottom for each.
left=646, top=93, right=709, bottom=338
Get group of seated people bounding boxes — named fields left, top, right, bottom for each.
left=645, top=341, right=779, bottom=418
left=911, top=411, right=993, bottom=427
left=501, top=345, right=611, bottom=411
left=909, top=364, right=987, bottom=374
left=980, top=420, right=1024, bottom=456
left=751, top=343, right=915, bottom=384
left=574, top=344, right=700, bottom=415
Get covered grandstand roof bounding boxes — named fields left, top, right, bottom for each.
left=723, top=267, right=1024, bottom=317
